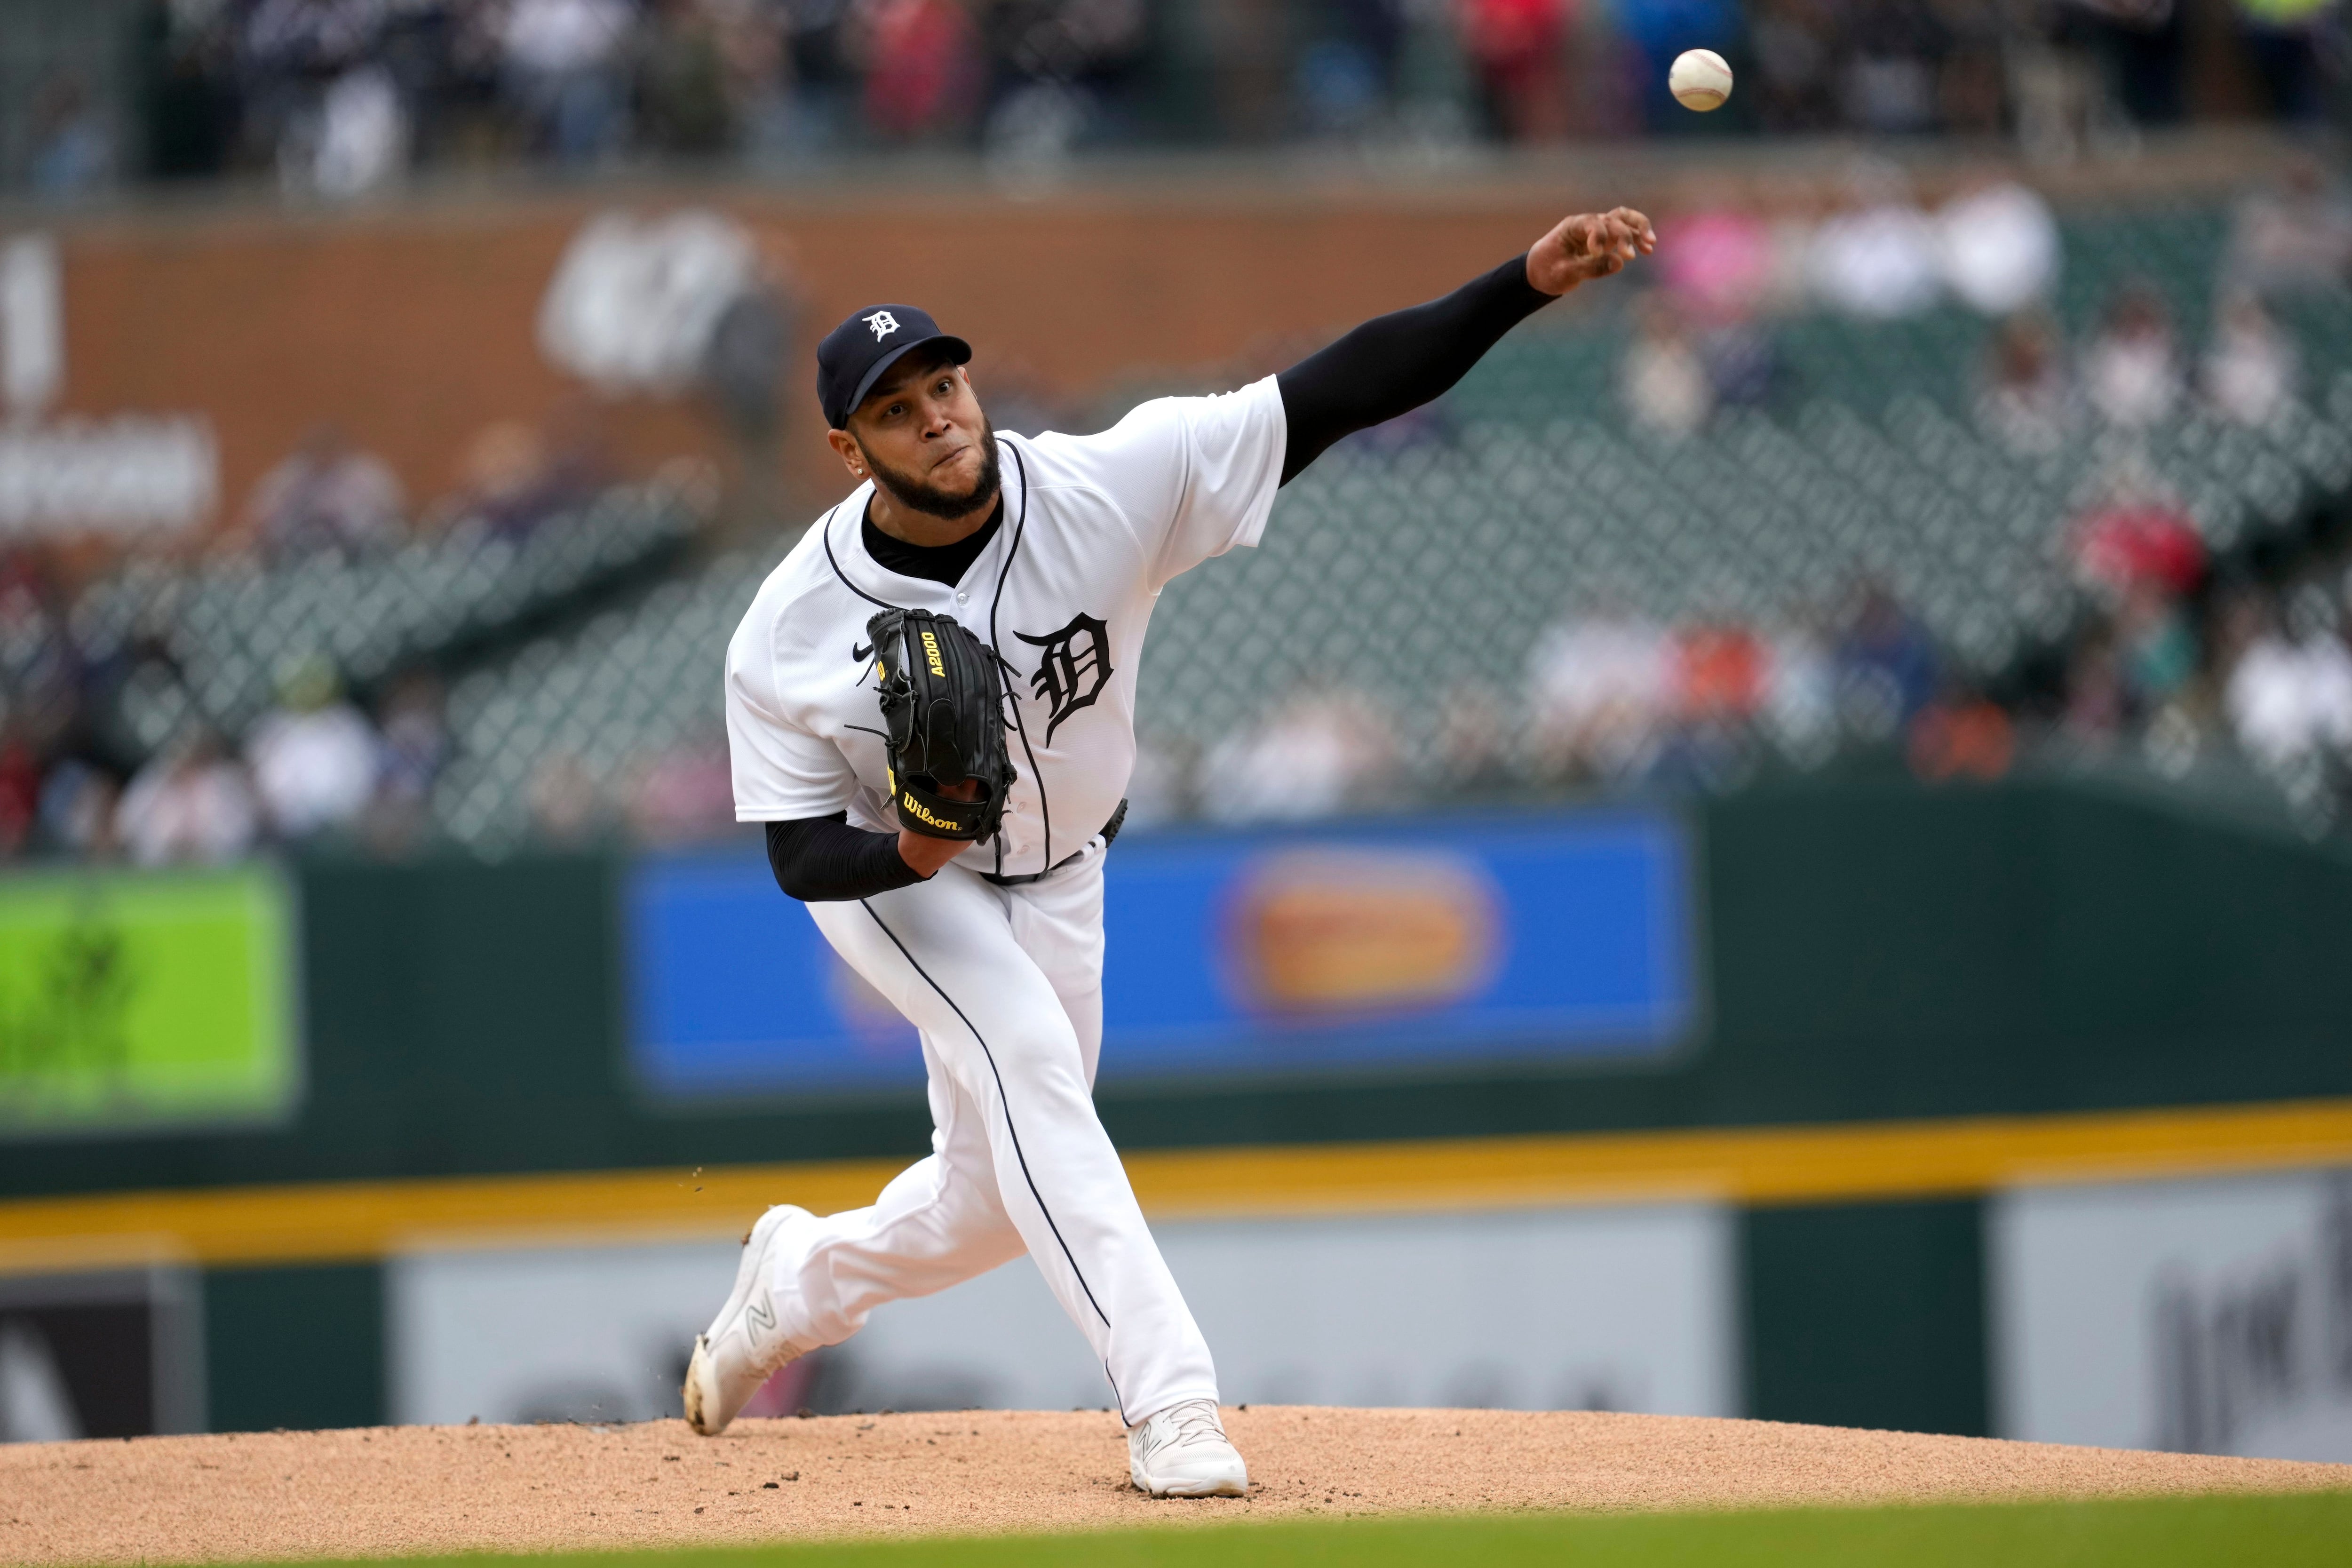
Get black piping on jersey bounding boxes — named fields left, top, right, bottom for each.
left=818, top=440, right=1057, bottom=881
left=819, top=496, right=896, bottom=610
left=989, top=440, right=1051, bottom=876
left=857, top=897, right=1127, bottom=1424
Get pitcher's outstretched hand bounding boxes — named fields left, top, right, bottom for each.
left=1528, top=207, right=1658, bottom=296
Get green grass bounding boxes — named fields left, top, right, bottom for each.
left=339, top=1490, right=2352, bottom=1568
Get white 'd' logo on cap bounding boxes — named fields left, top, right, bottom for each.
left=864, top=310, right=900, bottom=341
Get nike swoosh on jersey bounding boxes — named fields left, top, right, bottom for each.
left=851, top=640, right=874, bottom=662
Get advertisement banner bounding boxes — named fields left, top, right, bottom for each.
left=0, top=1268, right=204, bottom=1441
left=1990, top=1169, right=2352, bottom=1462
left=0, top=866, right=298, bottom=1136
left=387, top=1202, right=1734, bottom=1424
left=628, top=811, right=1694, bottom=1098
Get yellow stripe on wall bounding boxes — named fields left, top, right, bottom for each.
left=3, top=1097, right=2351, bottom=1274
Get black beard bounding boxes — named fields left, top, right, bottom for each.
left=860, top=419, right=1001, bottom=521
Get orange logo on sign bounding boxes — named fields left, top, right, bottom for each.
left=1224, top=848, right=1501, bottom=1018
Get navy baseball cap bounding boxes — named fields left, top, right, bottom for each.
left=817, top=304, right=971, bottom=430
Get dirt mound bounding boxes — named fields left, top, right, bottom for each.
left=3, top=1408, right=2345, bottom=1564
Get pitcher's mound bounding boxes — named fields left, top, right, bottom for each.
left=3, top=1407, right=2346, bottom=1564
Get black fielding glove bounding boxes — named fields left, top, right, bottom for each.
left=866, top=607, right=1016, bottom=842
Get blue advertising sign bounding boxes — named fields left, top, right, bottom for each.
left=626, top=811, right=1694, bottom=1100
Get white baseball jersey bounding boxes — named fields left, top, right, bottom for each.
left=726, top=375, right=1287, bottom=876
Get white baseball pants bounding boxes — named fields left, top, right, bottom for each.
left=774, top=840, right=1216, bottom=1426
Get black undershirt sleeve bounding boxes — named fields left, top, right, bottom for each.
left=1275, top=252, right=1555, bottom=485
left=765, top=813, right=925, bottom=902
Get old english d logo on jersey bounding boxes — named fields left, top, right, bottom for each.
left=1015, top=613, right=1112, bottom=743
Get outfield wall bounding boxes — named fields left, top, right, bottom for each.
left=4, top=775, right=2352, bottom=1454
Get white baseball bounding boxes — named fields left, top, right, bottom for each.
left=1669, top=49, right=1733, bottom=112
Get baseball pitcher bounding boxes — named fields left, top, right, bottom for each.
left=685, top=207, right=1655, bottom=1496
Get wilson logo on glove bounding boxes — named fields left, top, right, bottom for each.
left=866, top=607, right=1017, bottom=842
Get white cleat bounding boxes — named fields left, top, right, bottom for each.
left=1128, top=1399, right=1248, bottom=1498
left=683, top=1203, right=815, bottom=1437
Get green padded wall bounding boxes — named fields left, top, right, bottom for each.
left=203, top=1264, right=385, bottom=1432
left=1743, top=1199, right=1989, bottom=1437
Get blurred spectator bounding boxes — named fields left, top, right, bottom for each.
left=437, top=404, right=609, bottom=538
left=627, top=738, right=736, bottom=843
left=1700, top=323, right=1780, bottom=409
left=35, top=760, right=121, bottom=860
left=141, top=11, right=241, bottom=180
left=2227, top=158, right=2352, bottom=297
left=370, top=669, right=450, bottom=838
left=1122, top=736, right=1195, bottom=826
left=1976, top=313, right=2079, bottom=454
left=2066, top=0, right=2186, bottom=128
left=240, top=0, right=385, bottom=177
left=1673, top=623, right=1768, bottom=725
left=2114, top=577, right=2198, bottom=711
left=700, top=253, right=797, bottom=525
left=118, top=730, right=262, bottom=866
left=1434, top=681, right=1513, bottom=793
left=246, top=656, right=380, bottom=838
left=981, top=0, right=1152, bottom=161
left=1622, top=298, right=1714, bottom=438
left=305, top=63, right=408, bottom=197
left=1837, top=0, right=1942, bottom=134
left=640, top=0, right=738, bottom=155
left=2071, top=464, right=2204, bottom=598
left=1933, top=0, right=2006, bottom=133
left=0, top=549, right=90, bottom=771
left=1657, top=196, right=1777, bottom=325
left=1836, top=583, right=1939, bottom=734
left=1200, top=686, right=1397, bottom=821
left=2201, top=291, right=2299, bottom=427
left=1749, top=0, right=1840, bottom=131
left=2063, top=623, right=2128, bottom=740
left=27, top=73, right=114, bottom=196
left=2225, top=586, right=2352, bottom=769
left=1761, top=619, right=1838, bottom=763
left=2082, top=283, right=2182, bottom=428
left=706, top=0, right=791, bottom=155
left=1457, top=0, right=1568, bottom=142
left=1528, top=607, right=1671, bottom=780
left=1935, top=177, right=2060, bottom=317
left=1757, top=176, right=1827, bottom=313
left=778, top=0, right=862, bottom=149
left=529, top=751, right=608, bottom=842
left=1907, top=688, right=2015, bottom=781
left=246, top=423, right=406, bottom=557
left=501, top=0, right=636, bottom=162
left=1810, top=166, right=1943, bottom=318
left=852, top=0, right=982, bottom=141
left=2233, top=0, right=2335, bottom=124
left=0, top=730, right=39, bottom=857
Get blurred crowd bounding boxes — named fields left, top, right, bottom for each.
left=10, top=157, right=2352, bottom=864
left=8, top=0, right=2348, bottom=198
left=1168, top=159, right=2352, bottom=832
left=0, top=555, right=455, bottom=867
left=0, top=397, right=732, bottom=868
left=1123, top=577, right=1974, bottom=828
left=1619, top=157, right=2352, bottom=440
